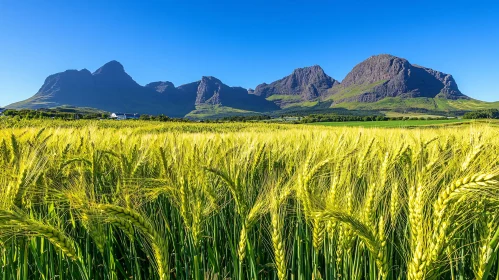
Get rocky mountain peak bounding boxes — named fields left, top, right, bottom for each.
left=80, top=69, right=92, bottom=75
left=171, top=76, right=278, bottom=112
left=6, top=55, right=472, bottom=118
left=92, top=60, right=125, bottom=75
left=292, top=65, right=325, bottom=76
left=196, top=76, right=225, bottom=105
left=200, top=76, right=223, bottom=84
left=253, top=65, right=339, bottom=105
left=32, top=69, right=94, bottom=101
left=340, top=54, right=410, bottom=88
left=92, top=60, right=138, bottom=88
left=290, top=65, right=337, bottom=89
left=328, top=54, right=467, bottom=102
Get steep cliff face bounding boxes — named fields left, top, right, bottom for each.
left=413, top=65, right=463, bottom=99
left=176, top=76, right=279, bottom=112
left=8, top=61, right=277, bottom=116
left=144, top=81, right=196, bottom=116
left=195, top=76, right=224, bottom=105
left=6, top=55, right=472, bottom=117
left=253, top=65, right=339, bottom=106
left=8, top=61, right=183, bottom=115
left=328, top=54, right=467, bottom=103
left=30, top=69, right=95, bottom=105
left=144, top=81, right=176, bottom=94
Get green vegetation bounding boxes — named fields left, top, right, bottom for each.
left=10, top=95, right=495, bottom=122
left=334, top=97, right=440, bottom=111
left=0, top=120, right=498, bottom=280
left=220, top=115, right=272, bottom=122
left=446, top=99, right=499, bottom=110
left=382, top=111, right=444, bottom=119
left=327, top=80, right=387, bottom=101
left=311, top=118, right=470, bottom=127
left=298, top=112, right=459, bottom=125
left=281, top=100, right=319, bottom=108
left=333, top=97, right=499, bottom=115
left=186, top=105, right=258, bottom=119
left=265, top=94, right=303, bottom=102
left=2, top=107, right=109, bottom=120
left=265, top=95, right=320, bottom=110
left=463, top=109, right=499, bottom=119
left=5, top=95, right=55, bottom=109
left=269, top=101, right=380, bottom=118
left=300, top=114, right=386, bottom=123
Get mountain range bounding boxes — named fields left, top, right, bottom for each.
left=7, top=54, right=498, bottom=118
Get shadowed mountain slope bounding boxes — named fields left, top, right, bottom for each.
left=7, top=55, right=490, bottom=118
left=253, top=65, right=339, bottom=107
left=8, top=61, right=276, bottom=116
left=326, top=54, right=468, bottom=104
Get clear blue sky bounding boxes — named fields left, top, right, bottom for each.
left=1, top=0, right=498, bottom=106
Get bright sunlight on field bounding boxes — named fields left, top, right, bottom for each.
left=311, top=119, right=471, bottom=128
left=1, top=119, right=498, bottom=279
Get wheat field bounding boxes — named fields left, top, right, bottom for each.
left=0, top=120, right=498, bottom=279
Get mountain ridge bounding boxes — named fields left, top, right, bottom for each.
left=253, top=65, right=340, bottom=107
left=7, top=54, right=495, bottom=118
left=325, top=54, right=466, bottom=105
left=7, top=61, right=278, bottom=117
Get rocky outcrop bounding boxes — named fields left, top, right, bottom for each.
left=253, top=65, right=339, bottom=102
left=8, top=61, right=187, bottom=116
left=413, top=65, right=463, bottom=99
left=6, top=55, right=471, bottom=117
left=176, top=76, right=279, bottom=112
left=92, top=60, right=137, bottom=87
left=328, top=54, right=468, bottom=103
left=8, top=61, right=278, bottom=116
left=145, top=81, right=176, bottom=94
left=195, top=76, right=224, bottom=105
left=30, top=69, right=95, bottom=105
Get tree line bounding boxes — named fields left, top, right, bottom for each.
left=463, top=109, right=499, bottom=119
left=1, top=109, right=107, bottom=120
left=298, top=114, right=448, bottom=123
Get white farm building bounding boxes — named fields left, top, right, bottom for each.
left=110, top=113, right=141, bottom=120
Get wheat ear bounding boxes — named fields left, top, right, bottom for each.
left=96, top=204, right=170, bottom=280
left=0, top=210, right=78, bottom=260
left=314, top=209, right=387, bottom=279
left=433, top=173, right=498, bottom=223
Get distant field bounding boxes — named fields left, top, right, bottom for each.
left=332, top=97, right=499, bottom=112
left=311, top=119, right=471, bottom=127
left=185, top=105, right=256, bottom=119
left=381, top=111, right=444, bottom=118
